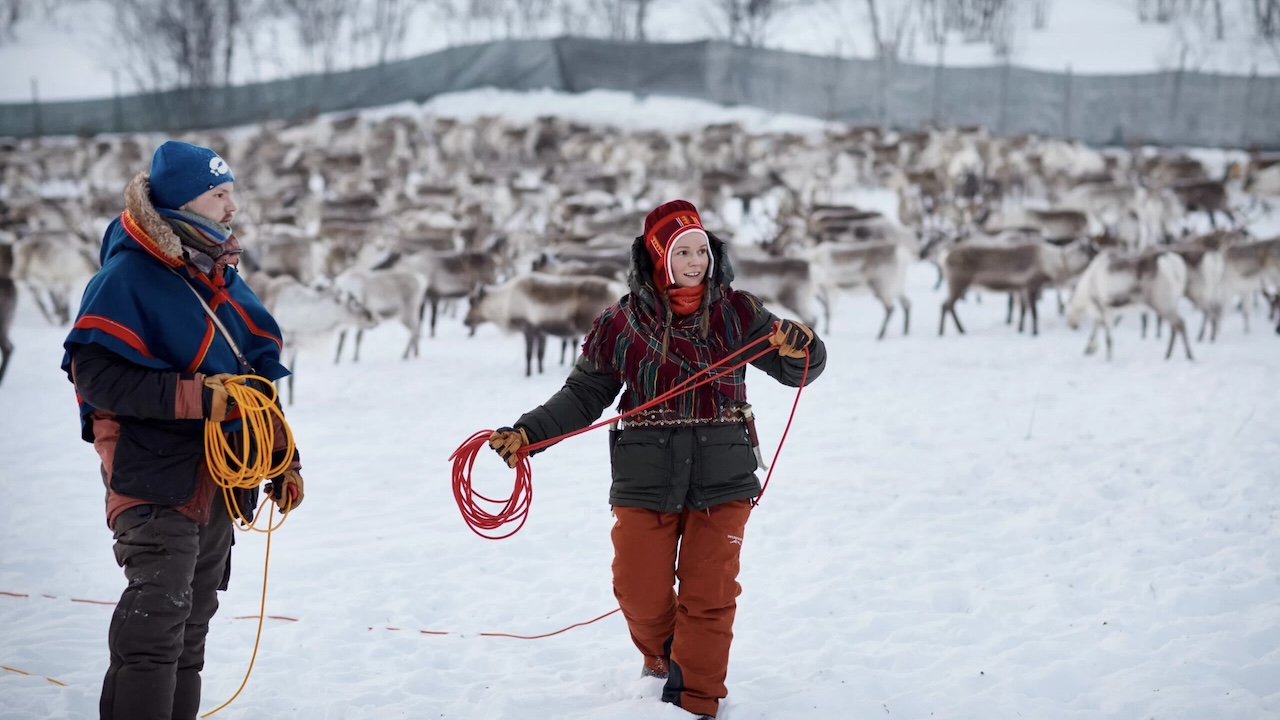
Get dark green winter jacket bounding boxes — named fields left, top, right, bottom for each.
left=514, top=233, right=826, bottom=513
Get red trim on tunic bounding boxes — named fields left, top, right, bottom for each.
left=73, top=315, right=155, bottom=358
left=186, top=317, right=215, bottom=374
left=120, top=211, right=182, bottom=268
left=228, top=298, right=283, bottom=350
left=193, top=273, right=231, bottom=309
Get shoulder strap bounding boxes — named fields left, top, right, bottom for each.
left=170, top=268, right=255, bottom=374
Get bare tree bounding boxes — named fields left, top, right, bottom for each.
left=351, top=0, right=421, bottom=65
left=918, top=0, right=946, bottom=44
left=1254, top=0, right=1280, bottom=38
left=1, top=0, right=23, bottom=36
left=271, top=0, right=351, bottom=72
left=1, top=0, right=91, bottom=45
left=1030, top=0, right=1051, bottom=29
left=710, top=0, right=812, bottom=47
left=562, top=0, right=658, bottom=39
left=513, top=0, right=555, bottom=35
left=864, top=0, right=917, bottom=60
left=112, top=0, right=248, bottom=90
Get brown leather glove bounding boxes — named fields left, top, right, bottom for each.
left=768, top=319, right=814, bottom=359
left=202, top=373, right=237, bottom=422
left=269, top=469, right=304, bottom=513
left=488, top=426, right=529, bottom=468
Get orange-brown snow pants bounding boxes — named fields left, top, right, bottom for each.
left=611, top=499, right=752, bottom=718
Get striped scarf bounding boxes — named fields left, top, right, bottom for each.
left=157, top=207, right=241, bottom=275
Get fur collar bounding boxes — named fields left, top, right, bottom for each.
left=124, top=171, right=183, bottom=262
left=626, top=230, right=736, bottom=309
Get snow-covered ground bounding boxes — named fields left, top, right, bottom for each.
left=0, top=0, right=1274, bottom=103
left=2, top=85, right=1279, bottom=716
left=2, top=244, right=1278, bottom=719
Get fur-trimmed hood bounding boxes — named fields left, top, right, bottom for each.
left=104, top=172, right=186, bottom=266
left=626, top=230, right=736, bottom=310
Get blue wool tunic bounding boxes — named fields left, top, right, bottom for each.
left=62, top=210, right=288, bottom=442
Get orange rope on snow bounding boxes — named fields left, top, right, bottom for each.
left=200, top=504, right=277, bottom=718
left=199, top=375, right=296, bottom=717
left=1, top=664, right=66, bottom=686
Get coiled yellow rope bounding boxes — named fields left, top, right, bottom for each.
left=200, top=374, right=295, bottom=717
left=204, top=375, right=296, bottom=530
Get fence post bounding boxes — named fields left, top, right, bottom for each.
left=824, top=42, right=840, bottom=121
left=930, top=43, right=944, bottom=126
left=30, top=78, right=41, bottom=138
left=1241, top=65, right=1257, bottom=149
left=1061, top=64, right=1072, bottom=140
left=1168, top=50, right=1186, bottom=147
left=113, top=70, right=123, bottom=134
left=998, top=57, right=1011, bottom=135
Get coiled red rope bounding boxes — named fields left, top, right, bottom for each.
left=449, top=335, right=810, bottom=539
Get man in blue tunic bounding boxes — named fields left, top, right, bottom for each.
left=62, top=141, right=305, bottom=720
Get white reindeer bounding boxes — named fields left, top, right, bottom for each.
left=249, top=274, right=378, bottom=405
left=1066, top=249, right=1192, bottom=361
left=332, top=267, right=429, bottom=362
left=804, top=240, right=913, bottom=339
left=728, top=252, right=823, bottom=332
left=11, top=232, right=99, bottom=325
left=1218, top=237, right=1280, bottom=334
left=241, top=226, right=328, bottom=286
left=464, top=272, right=626, bottom=376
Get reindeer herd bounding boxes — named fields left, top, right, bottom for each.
left=2, top=108, right=1280, bottom=395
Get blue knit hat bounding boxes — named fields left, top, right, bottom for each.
left=148, top=141, right=235, bottom=210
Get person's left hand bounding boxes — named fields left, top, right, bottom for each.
left=768, top=319, right=814, bottom=359
left=269, top=469, right=304, bottom=513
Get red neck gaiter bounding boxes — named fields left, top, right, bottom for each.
left=666, top=284, right=705, bottom=316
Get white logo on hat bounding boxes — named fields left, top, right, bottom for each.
left=209, top=156, right=230, bottom=176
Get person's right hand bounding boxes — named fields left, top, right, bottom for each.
left=202, top=373, right=236, bottom=422
left=488, top=426, right=529, bottom=468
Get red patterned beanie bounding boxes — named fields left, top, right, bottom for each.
left=642, top=199, right=713, bottom=291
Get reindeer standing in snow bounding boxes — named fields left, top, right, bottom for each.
left=1066, top=249, right=1192, bottom=361
left=464, top=272, right=626, bottom=376
left=0, top=243, right=16, bottom=387
left=332, top=267, right=429, bottom=362
left=939, top=238, right=1095, bottom=337
left=11, top=231, right=99, bottom=325
left=248, top=274, right=378, bottom=404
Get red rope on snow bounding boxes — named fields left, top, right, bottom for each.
left=449, top=335, right=810, bottom=539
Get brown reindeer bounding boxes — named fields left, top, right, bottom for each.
left=464, top=272, right=626, bottom=376
left=939, top=238, right=1095, bottom=337
left=0, top=243, right=15, bottom=387
left=1170, top=179, right=1234, bottom=229
left=397, top=250, right=505, bottom=337
left=1263, top=288, right=1280, bottom=333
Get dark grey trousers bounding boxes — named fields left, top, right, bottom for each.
left=100, top=492, right=234, bottom=720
